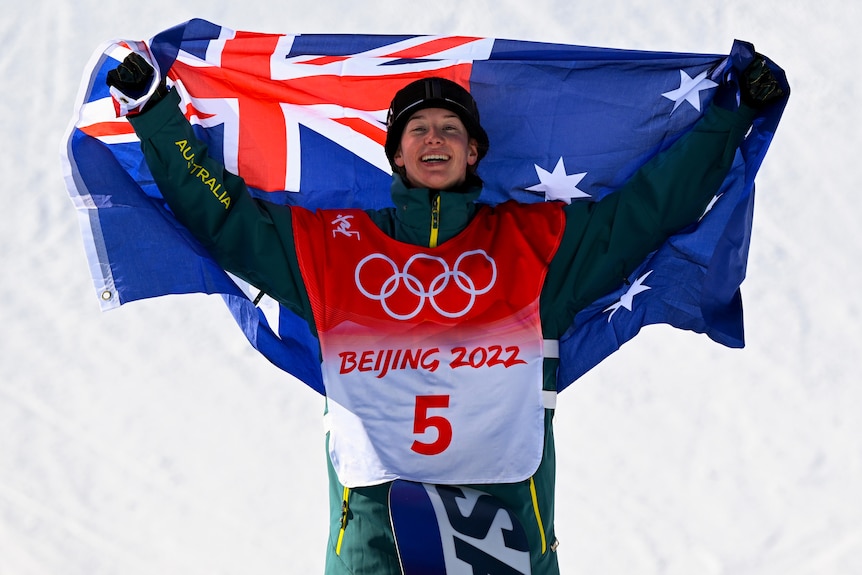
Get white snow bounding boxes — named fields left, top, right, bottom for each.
left=2, top=0, right=860, bottom=573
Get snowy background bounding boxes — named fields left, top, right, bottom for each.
left=2, top=0, right=860, bottom=573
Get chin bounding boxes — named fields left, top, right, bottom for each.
left=410, top=176, right=465, bottom=190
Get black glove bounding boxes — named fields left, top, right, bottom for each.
left=106, top=52, right=168, bottom=112
left=739, top=54, right=784, bottom=109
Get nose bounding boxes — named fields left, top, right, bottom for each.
left=424, top=126, right=444, bottom=143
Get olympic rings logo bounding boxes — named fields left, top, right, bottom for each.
left=354, top=250, right=497, bottom=320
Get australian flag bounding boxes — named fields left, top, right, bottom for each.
left=61, top=18, right=788, bottom=394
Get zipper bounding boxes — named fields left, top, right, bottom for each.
left=335, top=486, right=350, bottom=555
left=529, top=476, right=548, bottom=554
left=429, top=193, right=441, bottom=248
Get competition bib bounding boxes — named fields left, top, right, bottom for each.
left=293, top=202, right=564, bottom=487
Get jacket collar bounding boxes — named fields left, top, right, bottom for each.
left=390, top=174, right=482, bottom=243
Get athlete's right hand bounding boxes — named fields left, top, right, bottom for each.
left=106, top=52, right=167, bottom=114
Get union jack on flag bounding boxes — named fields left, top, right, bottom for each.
left=62, top=19, right=788, bottom=393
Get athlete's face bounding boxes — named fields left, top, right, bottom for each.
left=393, top=108, right=479, bottom=191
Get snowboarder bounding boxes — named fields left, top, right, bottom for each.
left=106, top=50, right=783, bottom=574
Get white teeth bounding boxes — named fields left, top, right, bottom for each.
left=422, top=154, right=449, bottom=162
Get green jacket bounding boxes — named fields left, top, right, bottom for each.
left=130, top=88, right=755, bottom=574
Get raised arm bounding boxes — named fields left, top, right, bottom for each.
left=541, top=54, right=783, bottom=336
left=110, top=53, right=313, bottom=322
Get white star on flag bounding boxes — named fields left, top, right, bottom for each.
left=662, top=69, right=718, bottom=113
left=526, top=157, right=590, bottom=203
left=604, top=270, right=653, bottom=321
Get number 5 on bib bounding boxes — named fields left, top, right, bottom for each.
left=411, top=395, right=452, bottom=456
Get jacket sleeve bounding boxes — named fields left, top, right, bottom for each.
left=127, top=89, right=314, bottom=325
left=540, top=102, right=758, bottom=337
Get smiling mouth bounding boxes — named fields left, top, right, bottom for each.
left=421, top=154, right=450, bottom=163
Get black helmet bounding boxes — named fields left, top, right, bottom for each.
left=384, top=77, right=489, bottom=170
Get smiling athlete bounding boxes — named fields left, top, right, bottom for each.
left=107, top=54, right=783, bottom=574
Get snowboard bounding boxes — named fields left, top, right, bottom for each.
left=389, top=480, right=531, bottom=575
